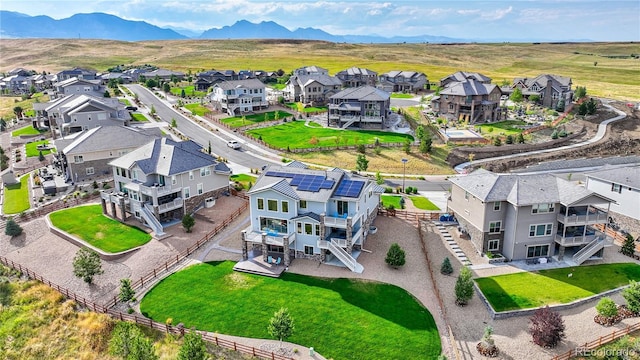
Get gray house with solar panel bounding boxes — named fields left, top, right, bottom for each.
left=241, top=162, right=383, bottom=273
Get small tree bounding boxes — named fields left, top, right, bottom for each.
left=403, top=138, right=412, bottom=154
left=623, top=280, right=640, bottom=314
left=440, top=257, right=453, bottom=275
left=529, top=306, right=565, bottom=348
left=38, top=150, right=45, bottom=161
left=375, top=171, right=384, bottom=185
left=455, top=266, right=474, bottom=306
left=476, top=325, right=498, bottom=357
left=415, top=125, right=425, bottom=140
left=509, top=87, right=523, bottom=102
left=505, top=135, right=514, bottom=144
left=171, top=118, right=177, bottom=127
left=516, top=133, right=525, bottom=144
left=419, top=137, right=432, bottom=154
left=268, top=307, right=295, bottom=347
left=493, top=137, right=502, bottom=146
left=385, top=243, right=406, bottom=268
left=4, top=218, right=23, bottom=237
left=596, top=297, right=618, bottom=318
left=177, top=331, right=209, bottom=360
left=356, top=143, right=366, bottom=154
left=182, top=214, right=195, bottom=233
left=109, top=322, right=140, bottom=359
left=129, top=335, right=159, bottom=360
left=119, top=278, right=135, bottom=303
left=163, top=83, right=171, bottom=93
left=73, top=247, right=104, bottom=284
left=621, top=233, right=636, bottom=257
left=13, top=106, right=23, bottom=119
left=355, top=154, right=369, bottom=172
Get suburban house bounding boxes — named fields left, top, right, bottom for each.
left=439, top=71, right=492, bottom=88
left=241, top=163, right=383, bottom=273
left=195, top=70, right=237, bottom=91
left=33, top=94, right=130, bottom=137
left=139, top=68, right=185, bottom=82
left=55, top=67, right=97, bottom=81
left=336, top=67, right=378, bottom=88
left=98, top=72, right=133, bottom=84
left=447, top=169, right=614, bottom=264
left=377, top=70, right=427, bottom=93
left=284, top=66, right=342, bottom=105
left=52, top=77, right=106, bottom=99
left=327, top=85, right=390, bottom=129
left=209, top=79, right=268, bottom=116
left=54, top=126, right=161, bottom=183
left=102, top=138, right=231, bottom=236
left=509, top=74, right=573, bottom=109
left=431, top=79, right=503, bottom=123
left=585, top=166, right=640, bottom=221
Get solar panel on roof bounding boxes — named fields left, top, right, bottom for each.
left=290, top=174, right=304, bottom=186
left=334, top=180, right=365, bottom=198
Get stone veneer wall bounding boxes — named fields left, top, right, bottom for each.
left=609, top=212, right=640, bottom=239
left=295, top=250, right=322, bottom=262
left=455, top=215, right=483, bottom=255
left=185, top=187, right=228, bottom=215
left=68, top=158, right=113, bottom=182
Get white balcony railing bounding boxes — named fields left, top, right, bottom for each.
left=554, top=233, right=601, bottom=246
left=317, top=240, right=329, bottom=249
left=139, top=183, right=180, bottom=198
left=157, top=198, right=184, bottom=213
left=324, top=215, right=349, bottom=228
left=557, top=212, right=608, bottom=225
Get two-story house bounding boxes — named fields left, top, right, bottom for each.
left=139, top=69, right=185, bottom=82
left=55, top=67, right=97, bottom=81
left=195, top=70, right=237, bottom=91
left=439, top=71, right=492, bottom=88
left=34, top=94, right=130, bottom=137
left=55, top=126, right=161, bottom=183
left=52, top=77, right=106, bottom=99
left=377, top=71, right=427, bottom=93
left=510, top=74, right=573, bottom=109
left=284, top=66, right=342, bottom=105
left=586, top=166, right=640, bottom=221
left=327, top=85, right=390, bottom=129
left=336, top=67, right=378, bottom=88
left=210, top=79, right=268, bottom=116
left=431, top=79, right=502, bottom=123
left=102, top=138, right=231, bottom=236
left=447, top=169, right=614, bottom=265
left=241, top=163, right=383, bottom=273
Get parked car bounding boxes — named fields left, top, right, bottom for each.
left=227, top=140, right=241, bottom=149
left=126, top=106, right=138, bottom=111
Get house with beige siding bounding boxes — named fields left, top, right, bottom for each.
left=585, top=166, right=640, bottom=221
left=327, top=86, right=390, bottom=129
left=284, top=66, right=342, bottom=105
left=336, top=67, right=378, bottom=88
left=431, top=79, right=502, bottom=123
left=210, top=79, right=268, bottom=116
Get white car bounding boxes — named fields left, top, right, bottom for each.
left=227, top=140, right=241, bottom=149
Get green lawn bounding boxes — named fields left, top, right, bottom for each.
left=271, top=83, right=286, bottom=90
left=140, top=261, right=441, bottom=360
left=283, top=103, right=327, bottom=113
left=221, top=110, right=292, bottom=128
left=170, top=86, right=207, bottom=98
left=246, top=121, right=414, bottom=149
left=25, top=140, right=55, bottom=157
left=11, top=126, right=46, bottom=137
left=120, top=98, right=132, bottom=106
left=130, top=113, right=149, bottom=122
left=476, top=263, right=640, bottom=312
left=184, top=103, right=211, bottom=116
left=2, top=175, right=30, bottom=214
left=390, top=93, right=415, bottom=99
left=49, top=205, right=152, bottom=253
left=381, top=194, right=403, bottom=209
left=409, top=196, right=440, bottom=210
left=476, top=120, right=527, bottom=137
left=230, top=173, right=257, bottom=190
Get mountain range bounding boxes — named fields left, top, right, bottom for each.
left=0, top=11, right=463, bottom=43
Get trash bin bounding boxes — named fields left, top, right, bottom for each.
left=309, top=347, right=314, bottom=356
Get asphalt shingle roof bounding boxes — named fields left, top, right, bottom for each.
left=330, top=86, right=390, bottom=101
left=62, top=126, right=160, bottom=155
left=586, top=166, right=640, bottom=190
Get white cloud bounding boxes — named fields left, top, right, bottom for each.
left=480, top=6, right=513, bottom=21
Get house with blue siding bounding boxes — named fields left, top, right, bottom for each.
left=241, top=163, right=383, bottom=273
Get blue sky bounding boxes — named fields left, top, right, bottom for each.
left=1, top=0, right=639, bottom=41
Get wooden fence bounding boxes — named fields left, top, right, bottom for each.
left=551, top=322, right=640, bottom=360
left=378, top=207, right=440, bottom=227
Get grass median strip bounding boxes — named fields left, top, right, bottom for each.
left=49, top=205, right=152, bottom=253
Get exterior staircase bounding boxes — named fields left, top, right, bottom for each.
left=140, top=205, right=165, bottom=237
left=341, top=117, right=358, bottom=129
left=328, top=239, right=364, bottom=273
left=572, top=236, right=606, bottom=265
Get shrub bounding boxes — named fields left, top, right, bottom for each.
left=440, top=257, right=453, bottom=275
left=493, top=137, right=502, bottom=146
left=405, top=186, right=413, bottom=194
left=505, top=135, right=514, bottom=144
left=551, top=130, right=559, bottom=139
left=529, top=306, right=565, bottom=348
left=622, top=280, right=640, bottom=314
left=455, top=266, right=474, bottom=306
left=177, top=331, right=208, bottom=360
left=596, top=297, right=618, bottom=318
left=516, top=133, right=525, bottom=144
left=356, top=144, right=366, bottom=154
left=412, top=187, right=418, bottom=194
left=182, top=214, right=195, bottom=233
left=4, top=218, right=23, bottom=237
left=73, top=247, right=104, bottom=284
left=384, top=187, right=393, bottom=193
left=385, top=243, right=406, bottom=268
left=620, top=233, right=636, bottom=257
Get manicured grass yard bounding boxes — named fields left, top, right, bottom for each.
left=3, top=175, right=30, bottom=214
left=283, top=103, right=327, bottom=113
left=476, top=263, right=640, bottom=312
left=409, top=196, right=440, bottom=210
left=11, top=126, right=46, bottom=137
left=49, top=205, right=152, bottom=253
left=230, top=173, right=257, bottom=190
left=25, top=140, right=55, bottom=157
left=140, top=261, right=441, bottom=360
left=184, top=103, right=211, bottom=116
left=170, top=85, right=207, bottom=98
left=120, top=98, right=132, bottom=106
left=246, top=121, right=414, bottom=149
left=381, top=194, right=403, bottom=209
left=390, top=93, right=415, bottom=99
left=130, top=113, right=149, bottom=122
left=476, top=120, right=527, bottom=137
left=221, top=110, right=292, bottom=128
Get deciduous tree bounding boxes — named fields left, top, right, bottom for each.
left=182, top=214, right=195, bottom=233
left=529, top=306, right=565, bottom=348
left=73, top=247, right=104, bottom=284
left=268, top=307, right=295, bottom=346
left=177, top=331, right=209, bottom=360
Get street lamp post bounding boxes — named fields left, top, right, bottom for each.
left=401, top=158, right=408, bottom=193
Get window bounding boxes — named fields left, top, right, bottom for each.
left=488, top=239, right=499, bottom=251
left=527, top=245, right=549, bottom=258
left=529, top=224, right=553, bottom=237
left=200, top=167, right=211, bottom=177
left=132, top=170, right=138, bottom=180
left=197, top=183, right=203, bottom=195
left=315, top=224, right=320, bottom=236
left=489, top=221, right=501, bottom=234
left=304, top=223, right=312, bottom=235
left=85, top=167, right=95, bottom=175
left=493, top=201, right=501, bottom=211
left=268, top=199, right=278, bottom=212
left=612, top=183, right=622, bottom=193
left=74, top=155, right=84, bottom=163
left=116, top=167, right=121, bottom=176
left=183, top=187, right=190, bottom=199
left=297, top=222, right=302, bottom=234
left=337, top=201, right=349, bottom=215
left=299, top=200, right=307, bottom=209
left=171, top=176, right=177, bottom=185
left=304, top=246, right=314, bottom=255
left=281, top=201, right=289, bottom=213
left=532, top=203, right=555, bottom=214
left=464, top=191, right=469, bottom=201
left=189, top=171, right=194, bottom=180
left=257, top=198, right=264, bottom=210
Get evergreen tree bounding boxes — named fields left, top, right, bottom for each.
left=516, top=133, right=525, bottom=144
left=493, top=137, right=502, bottom=146
left=415, top=125, right=425, bottom=140
left=440, top=257, right=453, bottom=275
left=621, top=233, right=636, bottom=257
left=403, top=138, right=412, bottom=154
left=119, top=278, right=135, bottom=302
left=182, top=214, right=195, bottom=233
left=385, top=243, right=406, bottom=268
left=455, top=266, right=474, bottom=306
left=268, top=307, right=295, bottom=346
left=38, top=150, right=45, bottom=161
left=622, top=280, right=640, bottom=314
left=375, top=171, right=384, bottom=185
left=505, top=135, right=514, bottom=144
left=355, top=154, right=369, bottom=172
left=177, top=331, right=209, bottom=360
left=4, top=218, right=23, bottom=237
left=73, top=247, right=104, bottom=284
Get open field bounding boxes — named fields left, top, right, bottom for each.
left=140, top=261, right=441, bottom=360
left=0, top=40, right=637, bottom=100
left=2, top=175, right=30, bottom=214
left=49, top=205, right=152, bottom=253
left=475, top=263, right=640, bottom=312
left=0, top=94, right=49, bottom=120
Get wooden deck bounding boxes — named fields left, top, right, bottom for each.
left=233, top=257, right=286, bottom=278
